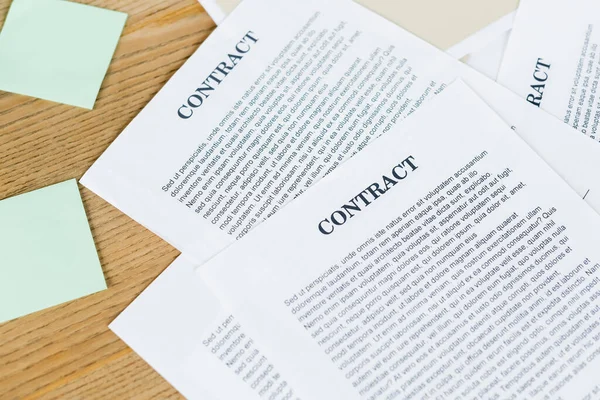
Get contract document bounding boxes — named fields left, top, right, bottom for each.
left=499, top=0, right=600, bottom=141
left=200, top=82, right=600, bottom=399
left=82, top=0, right=600, bottom=264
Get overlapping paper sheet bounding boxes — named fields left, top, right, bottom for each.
left=463, top=31, right=511, bottom=80
left=499, top=0, right=600, bottom=141
left=199, top=81, right=600, bottom=399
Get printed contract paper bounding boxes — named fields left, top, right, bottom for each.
left=498, top=0, right=600, bottom=140
left=112, top=83, right=600, bottom=399
left=82, top=0, right=600, bottom=264
left=200, top=82, right=600, bottom=399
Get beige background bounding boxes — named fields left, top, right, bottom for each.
left=208, top=0, right=519, bottom=50
left=215, top=0, right=240, bottom=14
left=357, top=0, right=519, bottom=50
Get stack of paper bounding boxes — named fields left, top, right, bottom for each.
left=75, top=0, right=600, bottom=398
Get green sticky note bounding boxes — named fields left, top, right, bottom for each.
left=0, top=180, right=106, bottom=324
left=0, top=0, right=127, bottom=109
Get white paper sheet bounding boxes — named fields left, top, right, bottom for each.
left=110, top=256, right=300, bottom=399
left=463, top=30, right=511, bottom=80
left=82, top=0, right=600, bottom=266
left=201, top=81, right=600, bottom=399
left=498, top=0, right=600, bottom=141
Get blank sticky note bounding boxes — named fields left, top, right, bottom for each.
left=0, top=0, right=127, bottom=109
left=0, top=180, right=106, bottom=324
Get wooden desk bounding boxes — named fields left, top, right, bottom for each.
left=0, top=1, right=215, bottom=398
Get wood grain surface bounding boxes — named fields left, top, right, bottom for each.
left=0, top=1, right=216, bottom=398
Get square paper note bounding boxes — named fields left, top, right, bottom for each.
left=0, top=0, right=127, bottom=109
left=0, top=179, right=106, bottom=323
